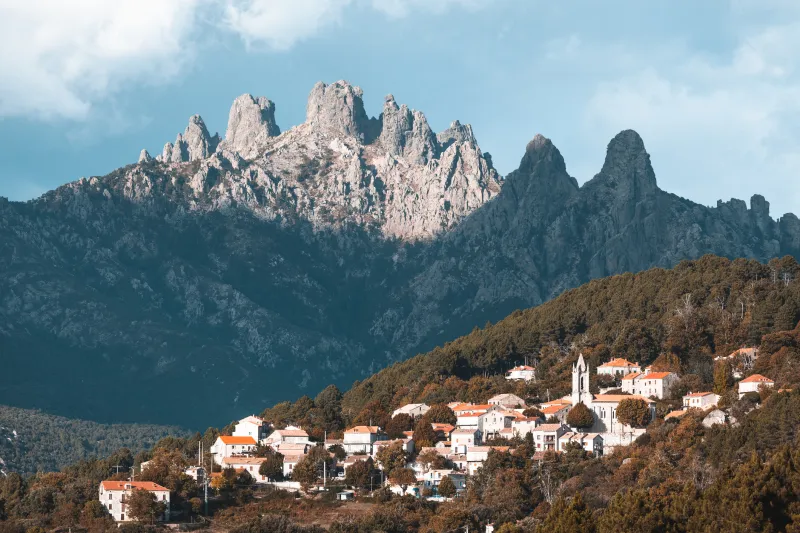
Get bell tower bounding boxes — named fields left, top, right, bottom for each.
left=571, top=353, right=590, bottom=406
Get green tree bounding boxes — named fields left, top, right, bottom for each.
left=344, top=458, right=376, bottom=490
left=713, top=360, right=733, bottom=395
left=536, top=493, right=595, bottom=533
left=437, top=475, right=456, bottom=498
left=522, top=407, right=544, bottom=419
left=413, top=418, right=438, bottom=448
left=292, top=446, right=333, bottom=490
left=616, top=398, right=652, bottom=428
left=423, top=404, right=457, bottom=425
left=375, top=441, right=407, bottom=475
left=127, top=489, right=166, bottom=524
left=566, top=402, right=594, bottom=430
left=389, top=468, right=417, bottom=495
left=258, top=452, right=284, bottom=481
left=385, top=413, right=414, bottom=439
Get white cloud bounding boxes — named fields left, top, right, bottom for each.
left=0, top=0, right=494, bottom=120
left=223, top=0, right=353, bottom=50
left=0, top=0, right=203, bottom=120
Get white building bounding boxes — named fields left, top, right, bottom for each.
left=455, top=413, right=483, bottom=431
left=488, top=394, right=525, bottom=409
left=480, top=410, right=517, bottom=439
left=343, top=426, right=386, bottom=455
left=211, top=436, right=257, bottom=465
left=621, top=371, right=678, bottom=399
left=264, top=426, right=311, bottom=446
left=511, top=417, right=540, bottom=438
left=232, top=415, right=270, bottom=443
left=559, top=432, right=603, bottom=456
left=99, top=481, right=170, bottom=522
left=421, top=470, right=466, bottom=495
left=392, top=403, right=430, bottom=419
left=184, top=466, right=205, bottom=485
left=466, top=446, right=510, bottom=475
left=452, top=403, right=492, bottom=416
left=221, top=457, right=272, bottom=483
left=530, top=424, right=568, bottom=452
left=683, top=392, right=720, bottom=409
left=738, top=374, right=774, bottom=398
left=275, top=442, right=313, bottom=456
left=372, top=437, right=415, bottom=457
left=540, top=403, right=570, bottom=423
left=283, top=454, right=305, bottom=478
left=571, top=354, right=657, bottom=437
left=596, top=358, right=641, bottom=377
left=505, top=365, right=536, bottom=381
left=451, top=428, right=480, bottom=454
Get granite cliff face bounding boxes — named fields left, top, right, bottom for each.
left=1, top=81, right=797, bottom=427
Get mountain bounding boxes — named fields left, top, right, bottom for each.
left=0, top=405, right=187, bottom=475
left=1, top=80, right=798, bottom=428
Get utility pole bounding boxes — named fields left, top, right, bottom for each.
left=112, top=464, right=124, bottom=474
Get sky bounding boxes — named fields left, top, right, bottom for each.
left=1, top=0, right=799, bottom=217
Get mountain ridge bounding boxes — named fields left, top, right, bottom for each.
left=0, top=80, right=798, bottom=428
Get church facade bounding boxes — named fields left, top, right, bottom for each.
left=571, top=354, right=656, bottom=436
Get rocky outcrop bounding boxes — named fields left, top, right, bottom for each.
left=1, top=80, right=798, bottom=428
left=306, top=81, right=379, bottom=142
left=222, top=94, right=280, bottom=159
left=138, top=149, right=152, bottom=164
left=155, top=115, right=219, bottom=163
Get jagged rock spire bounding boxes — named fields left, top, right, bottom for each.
left=156, top=115, right=219, bottom=164
left=596, top=129, right=657, bottom=197
left=138, top=149, right=152, bottom=164
left=306, top=81, right=378, bottom=142
left=223, top=94, right=280, bottom=159
left=437, top=120, right=476, bottom=149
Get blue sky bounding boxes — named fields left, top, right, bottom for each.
left=2, top=0, right=800, bottom=217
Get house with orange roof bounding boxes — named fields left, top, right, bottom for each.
left=431, top=423, right=455, bottom=439
left=683, top=392, right=720, bottom=409
left=99, top=481, right=170, bottom=522
left=511, top=417, right=540, bottom=438
left=343, top=425, right=386, bottom=454
left=211, top=435, right=257, bottom=465
left=466, top=445, right=512, bottom=474
left=541, top=403, right=571, bottom=423
left=738, top=374, right=774, bottom=398
left=621, top=371, right=678, bottom=399
left=597, top=358, right=641, bottom=377
left=665, top=409, right=689, bottom=421
left=531, top=424, right=568, bottom=452
left=506, top=364, right=536, bottom=381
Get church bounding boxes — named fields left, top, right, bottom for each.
left=571, top=353, right=656, bottom=438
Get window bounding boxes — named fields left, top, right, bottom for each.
left=109, top=494, right=112, bottom=500
left=121, top=514, right=125, bottom=521
left=109, top=504, right=113, bottom=510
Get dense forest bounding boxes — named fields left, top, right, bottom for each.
left=3, top=255, right=800, bottom=532
left=0, top=406, right=188, bottom=475
left=262, top=255, right=800, bottom=434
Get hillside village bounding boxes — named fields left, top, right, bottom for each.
left=97, top=346, right=780, bottom=525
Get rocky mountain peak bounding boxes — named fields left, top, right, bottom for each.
left=138, top=149, right=152, bottom=164
left=593, top=129, right=657, bottom=198
left=306, top=80, right=378, bottom=142
left=517, top=134, right=567, bottom=175
left=437, top=120, right=476, bottom=149
left=154, top=114, right=219, bottom=164
left=376, top=94, right=437, bottom=164
left=222, top=94, right=280, bottom=159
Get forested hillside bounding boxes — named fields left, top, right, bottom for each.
left=0, top=406, right=188, bottom=475
left=3, top=255, right=800, bottom=531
